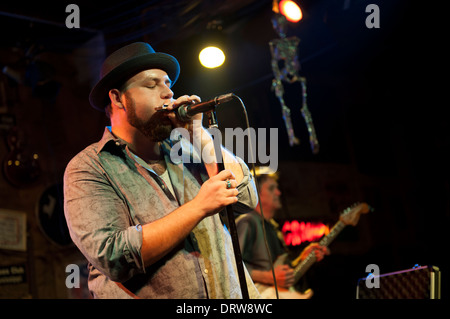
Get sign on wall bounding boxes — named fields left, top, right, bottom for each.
left=0, top=209, right=27, bottom=251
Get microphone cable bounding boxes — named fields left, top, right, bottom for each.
left=230, top=94, right=280, bottom=300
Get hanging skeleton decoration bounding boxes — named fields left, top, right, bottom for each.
left=269, top=13, right=319, bottom=154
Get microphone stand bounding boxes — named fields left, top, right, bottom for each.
left=205, top=109, right=250, bottom=300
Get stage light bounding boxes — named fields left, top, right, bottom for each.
left=279, top=0, right=303, bottom=23
left=198, top=46, right=225, bottom=69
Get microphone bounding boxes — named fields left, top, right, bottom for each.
left=176, top=93, right=234, bottom=122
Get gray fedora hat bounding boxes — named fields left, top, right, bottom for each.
left=89, top=42, right=180, bottom=111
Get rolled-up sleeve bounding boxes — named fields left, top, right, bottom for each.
left=233, top=157, right=258, bottom=214
left=63, top=155, right=145, bottom=282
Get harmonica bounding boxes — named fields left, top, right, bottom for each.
left=154, top=104, right=170, bottom=112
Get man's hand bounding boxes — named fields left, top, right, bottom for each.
left=141, top=168, right=238, bottom=267
left=165, top=94, right=202, bottom=130
left=299, top=243, right=330, bottom=262
left=191, top=169, right=239, bottom=217
left=273, top=264, right=295, bottom=289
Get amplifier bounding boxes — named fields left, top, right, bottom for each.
left=356, top=265, right=441, bottom=299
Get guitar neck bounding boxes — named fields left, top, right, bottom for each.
left=319, top=220, right=346, bottom=247
left=292, top=251, right=316, bottom=282
left=292, top=221, right=346, bottom=283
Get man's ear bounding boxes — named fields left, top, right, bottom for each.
left=108, top=89, right=124, bottom=109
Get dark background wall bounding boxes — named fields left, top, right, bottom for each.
left=0, top=0, right=447, bottom=299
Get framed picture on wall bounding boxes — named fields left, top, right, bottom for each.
left=0, top=209, right=27, bottom=251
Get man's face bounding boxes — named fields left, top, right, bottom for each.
left=121, top=69, right=174, bottom=141
left=259, top=176, right=282, bottom=215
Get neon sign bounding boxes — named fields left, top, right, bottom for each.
left=281, top=221, right=329, bottom=246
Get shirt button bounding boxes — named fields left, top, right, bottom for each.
left=204, top=268, right=208, bottom=274
left=115, top=141, right=120, bottom=146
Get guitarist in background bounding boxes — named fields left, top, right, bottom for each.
left=236, top=168, right=329, bottom=298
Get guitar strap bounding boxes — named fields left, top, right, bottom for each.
left=268, top=218, right=289, bottom=252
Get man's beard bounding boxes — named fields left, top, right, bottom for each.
left=124, top=93, right=173, bottom=142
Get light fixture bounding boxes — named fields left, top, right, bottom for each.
left=198, top=20, right=227, bottom=69
left=274, top=0, right=303, bottom=23
left=199, top=46, right=225, bottom=69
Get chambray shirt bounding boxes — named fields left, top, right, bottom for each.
left=63, top=127, right=260, bottom=299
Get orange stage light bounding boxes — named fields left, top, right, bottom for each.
left=279, top=0, right=303, bottom=23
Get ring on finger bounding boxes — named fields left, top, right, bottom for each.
left=226, top=179, right=232, bottom=189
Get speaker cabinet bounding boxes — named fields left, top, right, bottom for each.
left=356, top=265, right=441, bottom=299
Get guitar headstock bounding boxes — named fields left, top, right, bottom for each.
left=339, top=202, right=371, bottom=226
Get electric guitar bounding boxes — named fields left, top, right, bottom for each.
left=256, top=202, right=371, bottom=299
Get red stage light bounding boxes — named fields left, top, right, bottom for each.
left=282, top=220, right=329, bottom=246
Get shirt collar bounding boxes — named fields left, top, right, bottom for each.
left=96, top=126, right=125, bottom=154
left=96, top=126, right=183, bottom=160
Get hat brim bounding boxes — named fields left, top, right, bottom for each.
left=89, top=52, right=180, bottom=111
